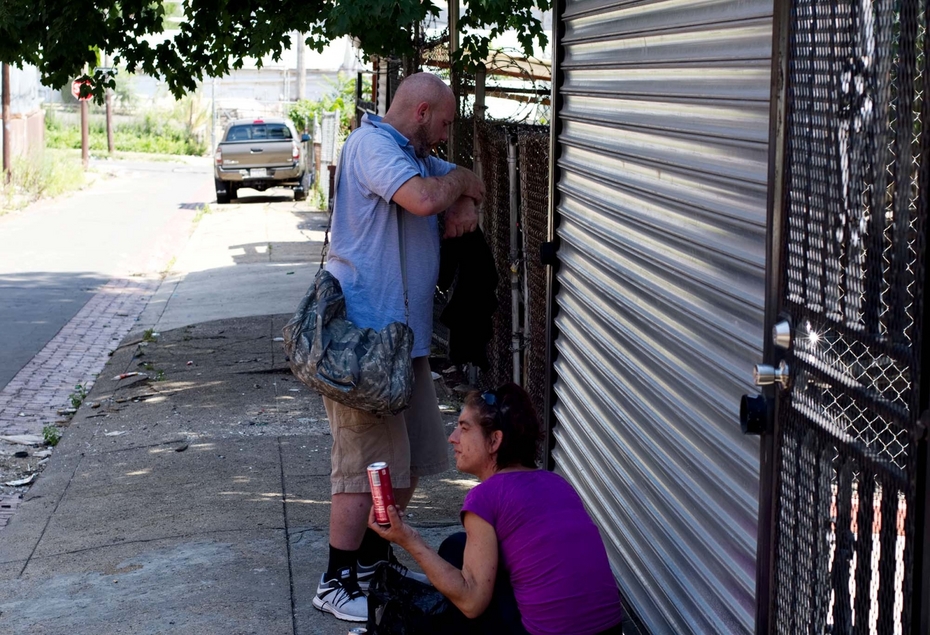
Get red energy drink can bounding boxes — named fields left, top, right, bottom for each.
left=367, top=462, right=395, bottom=526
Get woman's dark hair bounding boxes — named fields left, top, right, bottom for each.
left=464, top=382, right=543, bottom=469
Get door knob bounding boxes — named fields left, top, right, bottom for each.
left=753, top=360, right=791, bottom=389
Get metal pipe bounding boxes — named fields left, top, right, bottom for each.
left=474, top=68, right=486, bottom=229
left=542, top=0, right=566, bottom=470
left=508, top=134, right=521, bottom=385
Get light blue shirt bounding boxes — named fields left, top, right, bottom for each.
left=325, top=114, right=455, bottom=358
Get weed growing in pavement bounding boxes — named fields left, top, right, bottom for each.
left=142, top=328, right=158, bottom=343
left=43, top=425, right=61, bottom=447
left=139, top=362, right=155, bottom=371
left=161, top=256, right=177, bottom=275
left=153, top=369, right=167, bottom=381
left=69, top=384, right=88, bottom=409
left=307, top=184, right=327, bottom=211
left=191, top=203, right=214, bottom=230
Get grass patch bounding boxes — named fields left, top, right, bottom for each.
left=46, top=112, right=206, bottom=156
left=0, top=151, right=86, bottom=212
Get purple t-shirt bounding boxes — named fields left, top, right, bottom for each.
left=462, top=470, right=624, bottom=635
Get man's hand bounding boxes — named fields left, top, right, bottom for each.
left=444, top=196, right=478, bottom=238
left=452, top=167, right=485, bottom=205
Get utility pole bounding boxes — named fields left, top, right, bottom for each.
left=104, top=55, right=114, bottom=155
left=2, top=63, right=10, bottom=184
left=296, top=32, right=306, bottom=101
left=210, top=77, right=216, bottom=153
left=80, top=65, right=89, bottom=169
left=80, top=95, right=89, bottom=169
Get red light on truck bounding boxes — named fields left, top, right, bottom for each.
left=292, top=143, right=300, bottom=160
left=253, top=119, right=264, bottom=124
left=214, top=147, right=222, bottom=165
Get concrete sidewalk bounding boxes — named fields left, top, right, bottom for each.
left=0, top=200, right=470, bottom=634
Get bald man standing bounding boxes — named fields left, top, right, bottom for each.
left=312, top=73, right=485, bottom=623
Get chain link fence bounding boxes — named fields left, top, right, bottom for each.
left=472, top=119, right=550, bottom=419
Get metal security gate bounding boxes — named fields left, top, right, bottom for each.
left=754, top=0, right=930, bottom=632
left=546, top=0, right=774, bottom=633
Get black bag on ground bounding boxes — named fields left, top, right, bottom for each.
left=366, top=563, right=466, bottom=634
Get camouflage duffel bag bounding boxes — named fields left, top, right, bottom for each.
left=283, top=269, right=414, bottom=416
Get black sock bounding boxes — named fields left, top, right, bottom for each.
left=357, top=528, right=392, bottom=566
left=326, top=544, right=358, bottom=580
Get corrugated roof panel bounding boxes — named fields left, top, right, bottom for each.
left=551, top=0, right=772, bottom=633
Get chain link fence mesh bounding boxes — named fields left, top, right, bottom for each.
left=471, top=119, right=549, bottom=418
left=518, top=130, right=551, bottom=422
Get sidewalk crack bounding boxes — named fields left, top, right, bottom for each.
left=18, top=453, right=84, bottom=578
left=277, top=436, right=298, bottom=635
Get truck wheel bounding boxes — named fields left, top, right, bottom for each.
left=215, top=179, right=230, bottom=205
left=294, top=172, right=309, bottom=202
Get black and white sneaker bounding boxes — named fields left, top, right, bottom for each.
left=357, top=551, right=431, bottom=591
left=312, top=568, right=367, bottom=622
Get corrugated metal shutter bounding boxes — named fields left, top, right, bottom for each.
left=550, top=1, right=772, bottom=633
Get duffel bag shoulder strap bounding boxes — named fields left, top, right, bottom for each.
left=396, top=204, right=408, bottom=325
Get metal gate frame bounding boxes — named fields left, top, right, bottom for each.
left=756, top=0, right=930, bottom=632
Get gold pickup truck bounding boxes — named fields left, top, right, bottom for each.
left=213, top=118, right=311, bottom=204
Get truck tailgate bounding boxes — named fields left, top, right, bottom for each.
left=220, top=140, right=293, bottom=169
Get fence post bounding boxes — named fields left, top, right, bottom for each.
left=474, top=69, right=486, bottom=229
left=508, top=134, right=521, bottom=385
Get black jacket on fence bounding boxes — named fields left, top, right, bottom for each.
left=437, top=229, right=499, bottom=371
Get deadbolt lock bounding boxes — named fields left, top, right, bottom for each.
left=753, top=360, right=791, bottom=389
left=772, top=319, right=792, bottom=350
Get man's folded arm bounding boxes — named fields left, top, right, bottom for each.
left=392, top=167, right=485, bottom=216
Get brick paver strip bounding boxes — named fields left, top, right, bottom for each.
left=0, top=277, right=158, bottom=438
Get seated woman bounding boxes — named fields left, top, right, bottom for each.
left=368, top=382, right=625, bottom=635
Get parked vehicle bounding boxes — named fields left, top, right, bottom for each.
left=213, top=118, right=311, bottom=204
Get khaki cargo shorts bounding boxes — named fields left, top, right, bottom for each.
left=323, top=356, right=449, bottom=495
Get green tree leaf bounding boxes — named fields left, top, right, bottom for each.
left=0, top=0, right=548, bottom=102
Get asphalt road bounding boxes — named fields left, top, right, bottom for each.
left=0, top=158, right=214, bottom=391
